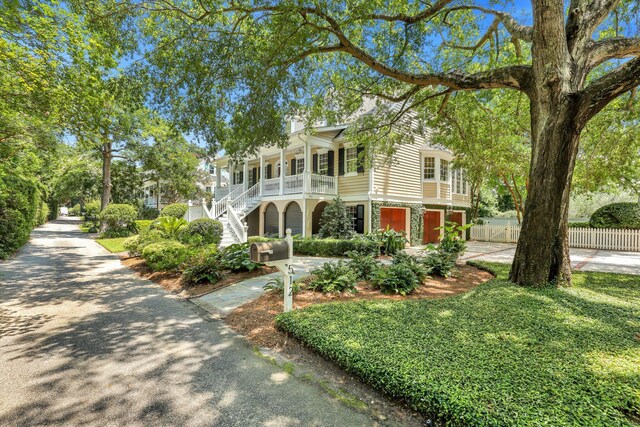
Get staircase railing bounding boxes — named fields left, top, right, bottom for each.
left=226, top=200, right=248, bottom=242
left=229, top=182, right=261, bottom=219
left=210, top=185, right=244, bottom=219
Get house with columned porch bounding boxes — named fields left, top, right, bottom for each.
left=208, top=120, right=471, bottom=246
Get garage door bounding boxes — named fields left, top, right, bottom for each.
left=264, top=204, right=279, bottom=236
left=423, top=210, right=442, bottom=244
left=450, top=212, right=464, bottom=237
left=285, top=202, right=303, bottom=235
left=380, top=207, right=407, bottom=233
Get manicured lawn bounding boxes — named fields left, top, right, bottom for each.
left=276, top=262, right=640, bottom=426
left=96, top=237, right=128, bottom=253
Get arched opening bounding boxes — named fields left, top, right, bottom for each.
left=312, top=201, right=329, bottom=235
left=263, top=203, right=279, bottom=236
left=284, top=201, right=303, bottom=236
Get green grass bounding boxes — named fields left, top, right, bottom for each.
left=276, top=262, right=640, bottom=426
left=96, top=237, right=129, bottom=253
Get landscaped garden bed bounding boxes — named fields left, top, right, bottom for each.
left=273, top=261, right=640, bottom=426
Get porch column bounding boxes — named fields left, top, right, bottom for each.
left=243, top=161, right=249, bottom=191
left=259, top=155, right=264, bottom=195
left=304, top=140, right=311, bottom=195
left=279, top=148, right=285, bottom=196
left=216, top=165, right=222, bottom=188
left=302, top=199, right=308, bottom=237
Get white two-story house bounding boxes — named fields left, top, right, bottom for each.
left=210, top=120, right=470, bottom=246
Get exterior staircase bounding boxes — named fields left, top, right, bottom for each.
left=206, top=183, right=262, bottom=247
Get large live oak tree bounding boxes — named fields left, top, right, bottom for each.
left=129, top=0, right=640, bottom=286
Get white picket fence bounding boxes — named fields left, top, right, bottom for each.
left=471, top=223, right=640, bottom=252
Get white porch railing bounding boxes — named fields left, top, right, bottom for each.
left=229, top=182, right=261, bottom=216
left=284, top=175, right=304, bottom=194
left=211, top=185, right=244, bottom=219
left=308, top=173, right=337, bottom=195
left=263, top=177, right=280, bottom=196
left=227, top=203, right=248, bottom=243
left=471, top=223, right=640, bottom=252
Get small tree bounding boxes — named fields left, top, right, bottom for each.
left=318, top=197, right=355, bottom=239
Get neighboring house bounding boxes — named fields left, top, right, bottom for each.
left=211, top=119, right=470, bottom=246
left=141, top=159, right=228, bottom=211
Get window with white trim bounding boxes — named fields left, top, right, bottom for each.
left=440, top=159, right=449, bottom=182
left=345, top=147, right=358, bottom=174
left=455, top=169, right=462, bottom=193
left=296, top=157, right=305, bottom=175
left=423, top=157, right=435, bottom=180
left=318, top=152, right=328, bottom=175
left=462, top=171, right=467, bottom=194
left=233, top=170, right=243, bottom=185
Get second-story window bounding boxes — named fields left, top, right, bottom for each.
left=233, top=170, right=243, bottom=185
left=440, top=159, right=449, bottom=182
left=296, top=157, right=305, bottom=175
left=345, top=147, right=358, bottom=174
left=423, top=157, right=435, bottom=180
left=318, top=152, right=328, bottom=175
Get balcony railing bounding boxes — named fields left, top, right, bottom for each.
left=263, top=177, right=280, bottom=196
left=308, top=172, right=337, bottom=195
left=284, top=174, right=304, bottom=194
left=215, top=173, right=337, bottom=198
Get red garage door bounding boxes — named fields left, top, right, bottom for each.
left=450, top=212, right=464, bottom=236
left=380, top=208, right=407, bottom=233
left=423, top=210, right=442, bottom=243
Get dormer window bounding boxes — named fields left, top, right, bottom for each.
left=423, top=157, right=435, bottom=180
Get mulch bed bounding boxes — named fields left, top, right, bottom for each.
left=225, top=263, right=494, bottom=353
left=121, top=256, right=276, bottom=298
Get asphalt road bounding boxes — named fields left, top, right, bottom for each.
left=0, top=218, right=372, bottom=426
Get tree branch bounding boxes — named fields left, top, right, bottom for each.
left=566, top=0, right=621, bottom=55
left=588, top=37, right=640, bottom=70
left=445, top=5, right=532, bottom=42
left=579, top=55, right=640, bottom=122
left=354, top=0, right=452, bottom=25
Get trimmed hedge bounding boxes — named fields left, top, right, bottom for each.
left=0, top=172, right=42, bottom=259
left=184, top=218, right=224, bottom=246
left=589, top=202, right=640, bottom=229
left=248, top=236, right=379, bottom=257
left=161, top=203, right=188, bottom=219
left=277, top=264, right=640, bottom=426
left=142, top=240, right=188, bottom=271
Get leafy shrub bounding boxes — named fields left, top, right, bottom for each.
left=124, top=229, right=166, bottom=256
left=84, top=200, right=101, bottom=219
left=184, top=218, right=224, bottom=246
left=139, top=205, right=160, bottom=220
left=134, top=220, right=154, bottom=233
left=154, top=216, right=187, bottom=239
left=422, top=250, right=456, bottom=277
left=346, top=251, right=381, bottom=281
left=318, top=196, right=355, bottom=239
left=69, top=204, right=81, bottom=216
left=589, top=202, right=640, bottom=229
left=433, top=221, right=472, bottom=259
left=99, top=203, right=137, bottom=236
left=219, top=243, right=261, bottom=272
left=263, top=276, right=302, bottom=295
left=372, top=263, right=420, bottom=295
left=36, top=201, right=49, bottom=225
left=142, top=240, right=188, bottom=271
left=365, top=227, right=407, bottom=255
left=0, top=172, right=41, bottom=259
left=123, top=235, right=142, bottom=256
left=310, top=260, right=358, bottom=293
left=161, top=203, right=188, bottom=219
left=392, top=252, right=429, bottom=283
left=182, top=245, right=223, bottom=284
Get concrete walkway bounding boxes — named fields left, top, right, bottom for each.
left=0, top=218, right=373, bottom=426
left=461, top=241, right=640, bottom=275
left=191, top=257, right=335, bottom=318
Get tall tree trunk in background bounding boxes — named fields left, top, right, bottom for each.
left=101, top=140, right=112, bottom=212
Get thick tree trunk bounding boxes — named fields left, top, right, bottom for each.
left=101, top=141, right=112, bottom=212
left=509, top=97, right=582, bottom=286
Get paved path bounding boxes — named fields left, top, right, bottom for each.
left=461, top=241, right=640, bottom=275
left=191, top=257, right=335, bottom=317
left=0, top=218, right=373, bottom=426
